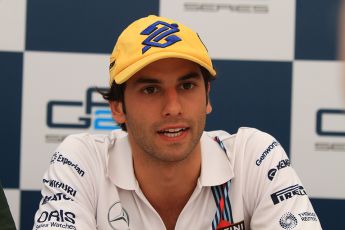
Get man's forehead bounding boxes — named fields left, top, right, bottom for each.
left=140, top=58, right=201, bottom=71
left=129, top=70, right=203, bottom=85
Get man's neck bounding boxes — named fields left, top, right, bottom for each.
left=132, top=144, right=202, bottom=230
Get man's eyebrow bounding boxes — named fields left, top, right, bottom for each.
left=133, top=71, right=202, bottom=85
left=134, top=77, right=161, bottom=84
left=178, top=72, right=202, bottom=81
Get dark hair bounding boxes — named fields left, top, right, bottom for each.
left=100, top=66, right=215, bottom=131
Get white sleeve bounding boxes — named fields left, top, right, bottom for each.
left=240, top=129, right=323, bottom=230
left=32, top=134, right=99, bottom=230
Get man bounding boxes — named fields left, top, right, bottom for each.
left=0, top=181, right=16, bottom=230
left=33, top=15, right=322, bottom=230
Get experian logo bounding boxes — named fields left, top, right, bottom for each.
left=184, top=2, right=269, bottom=14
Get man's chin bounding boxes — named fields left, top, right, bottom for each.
left=151, top=145, right=198, bottom=163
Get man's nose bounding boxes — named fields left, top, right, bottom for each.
left=161, top=89, right=182, bottom=117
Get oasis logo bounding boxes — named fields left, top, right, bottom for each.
left=47, top=87, right=120, bottom=130
left=184, top=2, right=269, bottom=14
left=267, top=159, right=290, bottom=181
left=37, top=210, right=75, bottom=224
left=271, top=184, right=306, bottom=205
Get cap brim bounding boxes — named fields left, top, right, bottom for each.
left=114, top=52, right=216, bottom=84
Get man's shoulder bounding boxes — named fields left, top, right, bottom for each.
left=204, top=127, right=280, bottom=160
left=54, top=130, right=128, bottom=161
left=205, top=127, right=271, bottom=142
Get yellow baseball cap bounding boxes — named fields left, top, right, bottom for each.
left=109, top=15, right=216, bottom=85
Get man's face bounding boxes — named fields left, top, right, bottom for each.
left=111, top=58, right=211, bottom=163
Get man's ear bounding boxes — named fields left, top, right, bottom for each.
left=109, top=101, right=126, bottom=124
left=206, top=99, right=212, bottom=114
left=206, top=82, right=212, bottom=114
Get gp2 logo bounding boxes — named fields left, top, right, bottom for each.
left=47, top=87, right=120, bottom=130
left=316, top=109, right=345, bottom=136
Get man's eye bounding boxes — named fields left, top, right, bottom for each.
left=181, top=82, right=194, bottom=90
left=143, top=86, right=158, bottom=94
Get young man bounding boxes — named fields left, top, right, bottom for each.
left=33, top=15, right=322, bottom=230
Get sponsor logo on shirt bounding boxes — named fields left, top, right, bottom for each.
left=268, top=159, right=291, bottom=181
left=42, top=193, right=74, bottom=205
left=271, top=184, right=307, bottom=205
left=50, top=153, right=58, bottom=163
left=43, top=179, right=77, bottom=197
left=256, top=140, right=280, bottom=166
left=217, top=220, right=245, bottom=230
left=298, top=212, right=318, bottom=222
left=35, top=210, right=76, bottom=230
left=279, top=212, right=298, bottom=229
left=108, top=201, right=130, bottom=229
left=50, top=152, right=85, bottom=177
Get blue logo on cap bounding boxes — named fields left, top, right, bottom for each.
left=140, top=21, right=182, bottom=54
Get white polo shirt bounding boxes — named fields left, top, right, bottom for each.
left=33, top=127, right=322, bottom=230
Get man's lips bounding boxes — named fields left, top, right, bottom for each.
left=157, top=127, right=190, bottom=138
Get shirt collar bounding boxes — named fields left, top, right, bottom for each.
left=106, top=131, right=234, bottom=190
left=199, top=132, right=234, bottom=186
left=107, top=132, right=138, bottom=190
